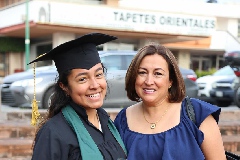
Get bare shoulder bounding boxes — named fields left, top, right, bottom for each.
left=126, top=102, right=142, bottom=117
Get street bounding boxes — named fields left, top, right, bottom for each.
left=221, top=105, right=240, bottom=111
left=1, top=103, right=239, bottom=112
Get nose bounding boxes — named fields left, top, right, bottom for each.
left=145, top=74, right=154, bottom=85
left=89, top=78, right=100, bottom=89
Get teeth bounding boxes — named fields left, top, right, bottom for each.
left=88, top=93, right=100, bottom=98
left=144, top=89, right=154, bottom=92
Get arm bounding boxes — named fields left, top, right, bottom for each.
left=32, top=126, right=64, bottom=160
left=32, top=124, right=76, bottom=160
left=199, top=115, right=226, bottom=160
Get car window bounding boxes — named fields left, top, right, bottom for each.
left=213, top=66, right=234, bottom=76
left=123, top=55, right=134, bottom=70
left=101, top=55, right=122, bottom=70
left=100, top=53, right=135, bottom=71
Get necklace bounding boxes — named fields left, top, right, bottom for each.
left=143, top=104, right=171, bottom=129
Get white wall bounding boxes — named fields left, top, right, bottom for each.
left=119, top=0, right=240, bottom=18
left=52, top=32, right=75, bottom=48
left=216, top=18, right=228, bottom=30
left=9, top=52, right=23, bottom=74
left=0, top=1, right=50, bottom=28
left=210, top=30, right=240, bottom=52
left=178, top=50, right=190, bottom=69
left=227, top=19, right=238, bottom=37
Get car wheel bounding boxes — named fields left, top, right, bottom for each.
left=234, top=87, right=240, bottom=108
left=216, top=100, right=232, bottom=107
left=42, top=87, right=54, bottom=109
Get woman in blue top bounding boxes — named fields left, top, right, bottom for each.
left=114, top=43, right=226, bottom=160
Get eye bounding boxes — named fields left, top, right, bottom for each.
left=78, top=77, right=87, bottom=83
left=138, top=71, right=147, bottom=75
left=96, top=72, right=104, bottom=78
left=154, top=72, right=164, bottom=77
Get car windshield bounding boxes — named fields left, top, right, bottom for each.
left=213, top=65, right=234, bottom=76
left=100, top=54, right=134, bottom=71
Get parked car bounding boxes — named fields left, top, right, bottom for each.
left=179, top=67, right=198, bottom=97
left=1, top=51, right=198, bottom=109
left=224, top=51, right=240, bottom=67
left=224, top=51, right=240, bottom=108
left=196, top=65, right=236, bottom=106
left=1, top=65, right=57, bottom=108
left=209, top=76, right=235, bottom=107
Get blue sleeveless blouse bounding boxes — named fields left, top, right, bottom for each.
left=114, top=98, right=221, bottom=160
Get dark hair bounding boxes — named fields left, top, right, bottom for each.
left=32, top=70, right=71, bottom=148
left=33, top=63, right=108, bottom=147
left=125, top=43, right=185, bottom=103
left=46, top=63, right=108, bottom=119
left=32, top=70, right=71, bottom=146
left=48, top=70, right=71, bottom=118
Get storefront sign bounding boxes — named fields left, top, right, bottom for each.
left=48, top=2, right=216, bottom=36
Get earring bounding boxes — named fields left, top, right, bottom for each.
left=168, top=86, right=171, bottom=93
left=65, top=93, right=69, bottom=97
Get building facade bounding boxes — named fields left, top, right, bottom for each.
left=1, top=0, right=240, bottom=76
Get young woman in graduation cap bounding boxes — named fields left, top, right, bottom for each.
left=30, top=33, right=127, bottom=160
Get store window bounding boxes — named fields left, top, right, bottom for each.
left=36, top=44, right=52, bottom=67
left=191, top=55, right=224, bottom=71
left=0, top=52, right=7, bottom=77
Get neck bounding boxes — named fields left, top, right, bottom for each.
left=142, top=102, right=171, bottom=129
left=142, top=95, right=168, bottom=109
left=86, top=109, right=99, bottom=125
left=141, top=95, right=171, bottom=118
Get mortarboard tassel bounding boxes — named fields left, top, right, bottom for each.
left=31, top=62, right=40, bottom=126
left=31, top=98, right=40, bottom=126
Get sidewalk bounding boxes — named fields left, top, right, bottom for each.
left=0, top=105, right=240, bottom=159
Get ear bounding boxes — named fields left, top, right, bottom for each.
left=169, top=80, right=173, bottom=89
left=59, top=82, right=68, bottom=94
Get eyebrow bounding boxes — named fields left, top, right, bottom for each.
left=138, top=67, right=166, bottom=72
left=74, top=67, right=103, bottom=78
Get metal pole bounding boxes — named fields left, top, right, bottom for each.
left=25, top=0, right=30, bottom=70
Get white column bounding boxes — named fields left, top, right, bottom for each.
left=52, top=32, right=76, bottom=48
left=178, top=50, right=190, bottom=69
left=51, top=32, right=76, bottom=66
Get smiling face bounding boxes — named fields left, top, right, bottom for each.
left=135, top=54, right=172, bottom=106
left=60, top=63, right=107, bottom=110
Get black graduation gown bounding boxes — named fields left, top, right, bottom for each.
left=32, top=102, right=126, bottom=160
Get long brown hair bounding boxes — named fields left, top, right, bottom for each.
left=125, top=43, right=185, bottom=103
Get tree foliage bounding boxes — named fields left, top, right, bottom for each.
left=0, top=37, right=25, bottom=52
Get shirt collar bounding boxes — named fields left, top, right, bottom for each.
left=68, top=100, right=109, bottom=121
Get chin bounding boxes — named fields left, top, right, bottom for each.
left=91, top=102, right=104, bottom=109
left=142, top=99, right=156, bottom=104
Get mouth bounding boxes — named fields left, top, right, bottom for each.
left=87, top=92, right=100, bottom=98
left=143, top=89, right=155, bottom=93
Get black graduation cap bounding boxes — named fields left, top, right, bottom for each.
left=28, top=33, right=117, bottom=74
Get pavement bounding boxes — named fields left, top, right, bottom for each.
left=1, top=104, right=240, bottom=122
left=0, top=104, right=122, bottom=115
